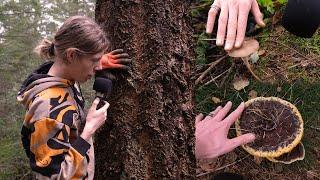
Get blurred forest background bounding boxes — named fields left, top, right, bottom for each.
left=0, top=0, right=95, bottom=178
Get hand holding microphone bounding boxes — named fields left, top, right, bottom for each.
left=80, top=78, right=113, bottom=141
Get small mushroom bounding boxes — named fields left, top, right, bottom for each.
left=228, top=39, right=260, bottom=58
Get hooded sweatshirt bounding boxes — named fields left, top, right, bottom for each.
left=17, top=61, right=95, bottom=180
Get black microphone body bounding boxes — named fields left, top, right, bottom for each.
left=93, top=77, right=113, bottom=110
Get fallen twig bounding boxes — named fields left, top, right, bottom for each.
left=219, top=62, right=234, bottom=88
left=195, top=55, right=227, bottom=85
left=262, top=57, right=317, bottom=81
left=204, top=68, right=229, bottom=86
left=306, top=126, right=320, bottom=132
left=196, top=154, right=250, bottom=177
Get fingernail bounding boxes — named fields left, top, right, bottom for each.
left=235, top=41, right=241, bottom=48
left=216, top=39, right=223, bottom=46
left=249, top=134, right=256, bottom=141
left=225, top=43, right=232, bottom=50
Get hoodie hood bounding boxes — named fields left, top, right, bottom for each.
left=17, top=61, right=74, bottom=107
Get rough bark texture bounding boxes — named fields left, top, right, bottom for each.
left=94, top=1, right=195, bottom=179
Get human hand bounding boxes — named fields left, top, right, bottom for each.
left=100, top=49, right=132, bottom=70
left=195, top=102, right=255, bottom=159
left=206, top=0, right=265, bottom=50
left=81, top=98, right=110, bottom=141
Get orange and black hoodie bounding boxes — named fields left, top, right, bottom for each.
left=17, top=61, right=95, bottom=179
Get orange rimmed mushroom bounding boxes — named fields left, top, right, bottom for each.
left=235, top=97, right=305, bottom=164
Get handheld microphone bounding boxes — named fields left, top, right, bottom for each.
left=93, top=77, right=113, bottom=110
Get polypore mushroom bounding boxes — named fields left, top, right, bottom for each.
left=235, top=97, right=305, bottom=164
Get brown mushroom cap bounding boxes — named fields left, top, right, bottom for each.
left=228, top=39, right=259, bottom=58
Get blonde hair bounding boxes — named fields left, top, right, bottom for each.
left=34, top=16, right=109, bottom=60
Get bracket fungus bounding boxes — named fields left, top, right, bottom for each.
left=235, top=97, right=305, bottom=164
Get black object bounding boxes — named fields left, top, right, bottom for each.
left=213, top=172, right=245, bottom=180
left=93, top=77, right=113, bottom=110
left=282, top=0, right=319, bottom=38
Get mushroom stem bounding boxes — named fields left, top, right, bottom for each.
left=242, top=57, right=262, bottom=82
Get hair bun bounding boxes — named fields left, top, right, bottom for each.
left=48, top=42, right=55, bottom=56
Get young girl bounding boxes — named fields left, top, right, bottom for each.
left=17, top=16, right=129, bottom=179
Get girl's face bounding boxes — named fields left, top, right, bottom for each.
left=69, top=51, right=104, bottom=83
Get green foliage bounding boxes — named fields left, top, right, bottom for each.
left=257, top=0, right=288, bottom=14
left=195, top=33, right=210, bottom=65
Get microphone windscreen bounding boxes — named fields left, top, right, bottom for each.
left=93, top=77, right=113, bottom=94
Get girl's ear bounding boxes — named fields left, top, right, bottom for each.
left=65, top=48, right=77, bottom=64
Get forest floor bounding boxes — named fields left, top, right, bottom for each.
left=193, top=1, right=320, bottom=180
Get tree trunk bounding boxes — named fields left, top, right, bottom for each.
left=94, top=1, right=195, bottom=179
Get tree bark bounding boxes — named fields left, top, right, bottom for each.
left=94, top=1, right=195, bottom=179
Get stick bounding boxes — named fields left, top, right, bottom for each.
left=196, top=155, right=250, bottom=177
left=262, top=57, right=317, bottom=80
left=219, top=62, right=234, bottom=87
left=204, top=68, right=229, bottom=86
left=195, top=55, right=227, bottom=85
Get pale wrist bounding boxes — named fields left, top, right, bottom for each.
left=80, top=129, right=93, bottom=142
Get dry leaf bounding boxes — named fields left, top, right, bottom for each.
left=212, top=97, right=221, bottom=104
left=198, top=159, right=219, bottom=172
left=248, top=90, right=258, bottom=99
left=233, top=77, right=250, bottom=91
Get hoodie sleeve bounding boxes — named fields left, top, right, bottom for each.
left=22, top=88, right=90, bottom=179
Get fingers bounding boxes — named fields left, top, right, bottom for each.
left=225, top=1, right=238, bottom=50
left=109, top=49, right=124, bottom=55
left=112, top=53, right=130, bottom=59
left=90, top=98, right=100, bottom=110
left=202, top=106, right=223, bottom=122
left=114, top=58, right=132, bottom=64
left=97, top=101, right=110, bottom=113
left=211, top=106, right=223, bottom=117
left=210, top=101, right=232, bottom=122
left=224, top=102, right=245, bottom=128
left=216, top=2, right=228, bottom=46
left=225, top=133, right=255, bottom=152
left=251, top=0, right=265, bottom=27
left=206, top=3, right=220, bottom=34
left=235, top=3, right=250, bottom=48
left=109, top=64, right=131, bottom=70
left=195, top=113, right=204, bottom=125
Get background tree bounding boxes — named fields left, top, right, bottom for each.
left=94, top=0, right=196, bottom=179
